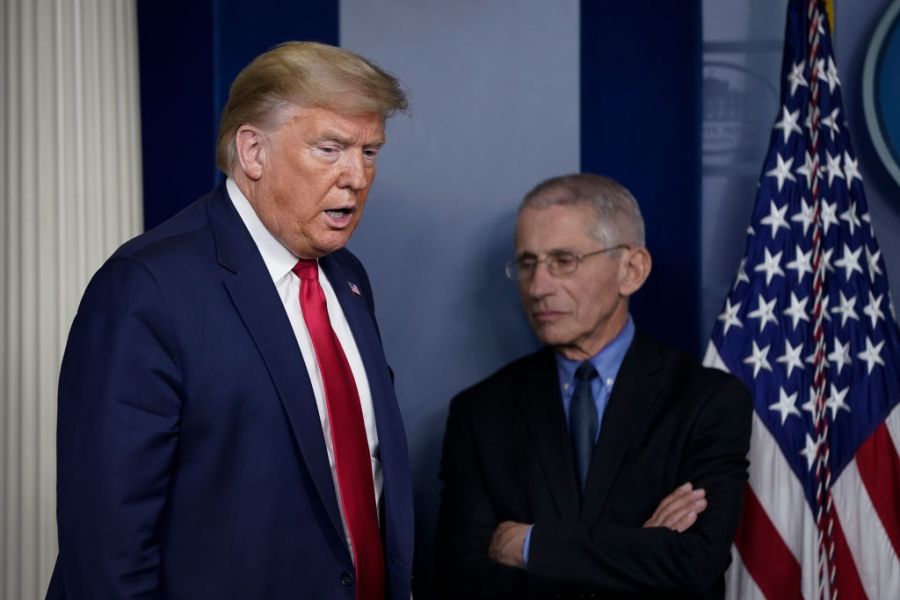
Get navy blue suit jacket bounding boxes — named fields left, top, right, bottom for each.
left=47, top=183, right=414, bottom=599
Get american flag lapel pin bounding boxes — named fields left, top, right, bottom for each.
left=348, top=281, right=362, bottom=296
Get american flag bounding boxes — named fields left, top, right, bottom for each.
left=703, top=1, right=900, bottom=598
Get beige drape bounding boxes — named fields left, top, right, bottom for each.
left=1, top=1, right=142, bottom=597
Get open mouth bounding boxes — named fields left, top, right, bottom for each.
left=325, top=207, right=353, bottom=219
left=324, top=207, right=355, bottom=227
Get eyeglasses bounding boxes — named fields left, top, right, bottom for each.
left=504, top=245, right=629, bottom=280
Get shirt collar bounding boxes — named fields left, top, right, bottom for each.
left=555, top=315, right=636, bottom=389
left=226, top=177, right=300, bottom=283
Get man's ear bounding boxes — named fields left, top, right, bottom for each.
left=619, top=246, right=652, bottom=297
left=234, top=125, right=266, bottom=181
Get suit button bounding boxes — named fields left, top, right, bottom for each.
left=340, top=571, right=354, bottom=587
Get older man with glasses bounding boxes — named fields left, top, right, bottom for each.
left=435, top=173, right=752, bottom=599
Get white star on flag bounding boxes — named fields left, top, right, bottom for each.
left=748, top=294, right=778, bottom=332
left=760, top=201, right=791, bottom=239
left=819, top=200, right=839, bottom=234
left=833, top=244, right=863, bottom=281
left=743, top=340, right=773, bottom=378
left=766, top=154, right=796, bottom=192
left=825, top=384, right=851, bottom=420
left=824, top=150, right=844, bottom=185
left=857, top=337, right=885, bottom=374
left=787, top=60, right=807, bottom=96
left=717, top=298, right=743, bottom=334
left=734, top=258, right=750, bottom=289
left=783, top=292, right=810, bottom=331
left=839, top=201, right=861, bottom=236
left=831, top=290, right=859, bottom=328
left=843, top=152, right=862, bottom=184
left=826, top=56, right=841, bottom=92
left=790, top=198, right=815, bottom=235
left=800, top=434, right=818, bottom=471
left=821, top=108, right=841, bottom=140
left=863, top=291, right=885, bottom=329
left=776, top=339, right=805, bottom=377
left=827, top=338, right=852, bottom=376
left=801, top=386, right=818, bottom=419
left=786, top=245, right=813, bottom=282
left=770, top=387, right=801, bottom=425
left=774, top=106, right=802, bottom=144
left=795, top=152, right=821, bottom=190
left=865, top=246, right=883, bottom=283
left=754, top=248, right=785, bottom=285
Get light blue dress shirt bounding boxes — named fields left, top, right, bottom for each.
left=522, top=316, right=636, bottom=565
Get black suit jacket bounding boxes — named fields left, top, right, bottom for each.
left=435, top=331, right=752, bottom=599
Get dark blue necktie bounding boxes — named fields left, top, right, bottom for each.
left=570, top=361, right=599, bottom=492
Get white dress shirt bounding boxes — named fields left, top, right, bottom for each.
left=226, top=178, right=382, bottom=554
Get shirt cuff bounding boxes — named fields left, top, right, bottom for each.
left=522, top=524, right=534, bottom=566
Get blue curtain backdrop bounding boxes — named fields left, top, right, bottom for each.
left=137, top=0, right=338, bottom=228
left=580, top=2, right=702, bottom=354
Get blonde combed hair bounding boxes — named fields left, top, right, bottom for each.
left=215, top=41, right=408, bottom=174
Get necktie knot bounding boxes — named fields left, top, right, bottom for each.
left=575, top=361, right=598, bottom=383
left=292, top=258, right=318, bottom=280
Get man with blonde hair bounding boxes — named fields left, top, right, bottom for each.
left=436, top=173, right=751, bottom=598
left=48, top=42, right=412, bottom=600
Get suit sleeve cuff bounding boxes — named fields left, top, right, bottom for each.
left=523, top=524, right=534, bottom=567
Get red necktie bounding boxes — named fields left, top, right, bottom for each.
left=293, top=259, right=385, bottom=600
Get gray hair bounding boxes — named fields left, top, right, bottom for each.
left=519, top=173, right=645, bottom=247
left=216, top=41, right=408, bottom=174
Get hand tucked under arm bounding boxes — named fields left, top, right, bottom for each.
left=488, top=521, right=532, bottom=569
left=643, top=482, right=708, bottom=532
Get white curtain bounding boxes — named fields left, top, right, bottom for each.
left=0, top=0, right=142, bottom=597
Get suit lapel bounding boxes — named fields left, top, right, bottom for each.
left=207, top=185, right=346, bottom=543
left=516, top=349, right=581, bottom=520
left=319, top=255, right=391, bottom=418
left=581, top=332, right=665, bottom=522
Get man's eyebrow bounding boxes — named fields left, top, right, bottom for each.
left=313, top=132, right=386, bottom=146
left=313, top=133, right=353, bottom=145
left=517, top=248, right=574, bottom=257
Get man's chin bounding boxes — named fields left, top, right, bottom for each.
left=532, top=326, right=571, bottom=348
left=297, top=232, right=354, bottom=258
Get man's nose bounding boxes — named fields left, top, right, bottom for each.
left=527, top=261, right=556, bottom=299
left=338, top=151, right=369, bottom=191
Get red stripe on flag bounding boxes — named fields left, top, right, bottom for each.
left=734, top=484, right=803, bottom=600
left=831, top=511, right=868, bottom=599
left=854, top=422, right=900, bottom=559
